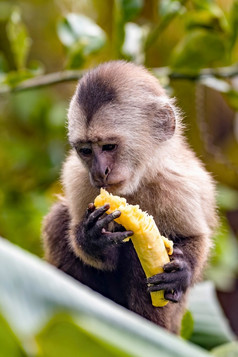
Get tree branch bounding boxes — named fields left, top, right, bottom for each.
left=1, top=65, right=238, bottom=94
left=0, top=70, right=85, bottom=94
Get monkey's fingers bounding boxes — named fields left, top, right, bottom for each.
left=163, top=260, right=187, bottom=272
left=87, top=204, right=110, bottom=227
left=102, top=230, right=133, bottom=245
left=147, top=282, right=171, bottom=292
left=147, top=271, right=178, bottom=286
left=170, top=247, right=184, bottom=260
left=97, top=210, right=121, bottom=230
left=164, top=290, right=182, bottom=303
left=86, top=203, right=96, bottom=218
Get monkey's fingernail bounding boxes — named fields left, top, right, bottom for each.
left=112, top=210, right=121, bottom=218
left=88, top=203, right=94, bottom=210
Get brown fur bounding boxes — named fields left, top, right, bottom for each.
left=43, top=61, right=217, bottom=333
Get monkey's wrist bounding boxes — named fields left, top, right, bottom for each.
left=70, top=225, right=119, bottom=270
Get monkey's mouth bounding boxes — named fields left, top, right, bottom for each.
left=96, top=181, right=125, bottom=192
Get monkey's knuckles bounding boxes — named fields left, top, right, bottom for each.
left=147, top=263, right=191, bottom=295
left=164, top=290, right=183, bottom=303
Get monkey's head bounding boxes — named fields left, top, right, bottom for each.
left=68, top=61, right=178, bottom=195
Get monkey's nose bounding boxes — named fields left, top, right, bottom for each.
left=92, top=167, right=111, bottom=187
left=104, top=167, right=110, bottom=177
left=98, top=166, right=111, bottom=182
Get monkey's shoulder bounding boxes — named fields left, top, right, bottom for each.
left=62, top=152, right=98, bottom=221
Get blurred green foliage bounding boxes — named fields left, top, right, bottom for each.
left=0, top=88, right=68, bottom=254
left=0, top=239, right=236, bottom=356
left=0, top=0, right=238, bottom=289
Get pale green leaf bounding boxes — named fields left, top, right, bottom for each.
left=57, top=13, right=106, bottom=69
left=159, top=0, right=185, bottom=17
left=180, top=310, right=194, bottom=340
left=188, top=281, right=235, bottom=349
left=171, top=30, right=227, bottom=72
left=216, top=185, right=238, bottom=211
left=36, top=313, right=129, bottom=357
left=0, top=313, right=27, bottom=357
left=199, top=77, right=231, bottom=93
left=122, top=22, right=147, bottom=63
left=0, top=238, right=210, bottom=357
left=211, top=341, right=238, bottom=357
left=205, top=215, right=238, bottom=291
left=6, top=8, right=31, bottom=70
left=57, top=13, right=106, bottom=51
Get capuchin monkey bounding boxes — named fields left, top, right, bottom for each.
left=43, top=61, right=217, bottom=333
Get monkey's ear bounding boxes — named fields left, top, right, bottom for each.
left=149, top=100, right=176, bottom=142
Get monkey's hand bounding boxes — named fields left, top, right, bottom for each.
left=147, top=248, right=192, bottom=303
left=77, top=203, right=133, bottom=256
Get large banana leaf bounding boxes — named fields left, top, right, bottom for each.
left=188, top=281, right=235, bottom=350
left=0, top=238, right=233, bottom=356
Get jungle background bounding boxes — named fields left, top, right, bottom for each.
left=0, top=0, right=238, bottom=356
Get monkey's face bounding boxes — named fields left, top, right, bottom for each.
left=71, top=134, right=143, bottom=195
left=67, top=62, right=177, bottom=195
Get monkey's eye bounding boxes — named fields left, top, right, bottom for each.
left=78, top=147, right=92, bottom=156
left=102, top=144, right=117, bottom=152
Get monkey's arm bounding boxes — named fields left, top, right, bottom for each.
left=147, top=234, right=206, bottom=302
left=43, top=200, right=71, bottom=267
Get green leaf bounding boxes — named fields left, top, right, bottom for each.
left=216, top=185, right=238, bottom=211
left=211, top=341, right=238, bottom=357
left=171, top=30, right=227, bottom=73
left=122, top=22, right=147, bottom=63
left=27, top=60, right=44, bottom=76
left=0, top=53, right=8, bottom=84
left=159, top=0, right=186, bottom=18
left=192, top=0, right=222, bottom=12
left=6, top=8, right=31, bottom=70
left=199, top=77, right=231, bottom=93
left=205, top=215, right=238, bottom=291
left=223, top=89, right=238, bottom=111
left=0, top=52, right=9, bottom=74
left=0, top=1, right=12, bottom=21
left=3, top=69, right=34, bottom=88
left=185, top=1, right=228, bottom=33
left=0, top=313, right=27, bottom=357
left=185, top=10, right=228, bottom=33
left=145, top=0, right=186, bottom=50
left=188, top=281, right=235, bottom=349
left=0, top=238, right=211, bottom=357
left=113, top=0, right=144, bottom=58
left=180, top=310, right=194, bottom=340
left=57, top=13, right=106, bottom=68
left=65, top=42, right=85, bottom=69
left=229, top=0, right=238, bottom=50
left=116, top=0, right=144, bottom=23
left=36, top=313, right=129, bottom=357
